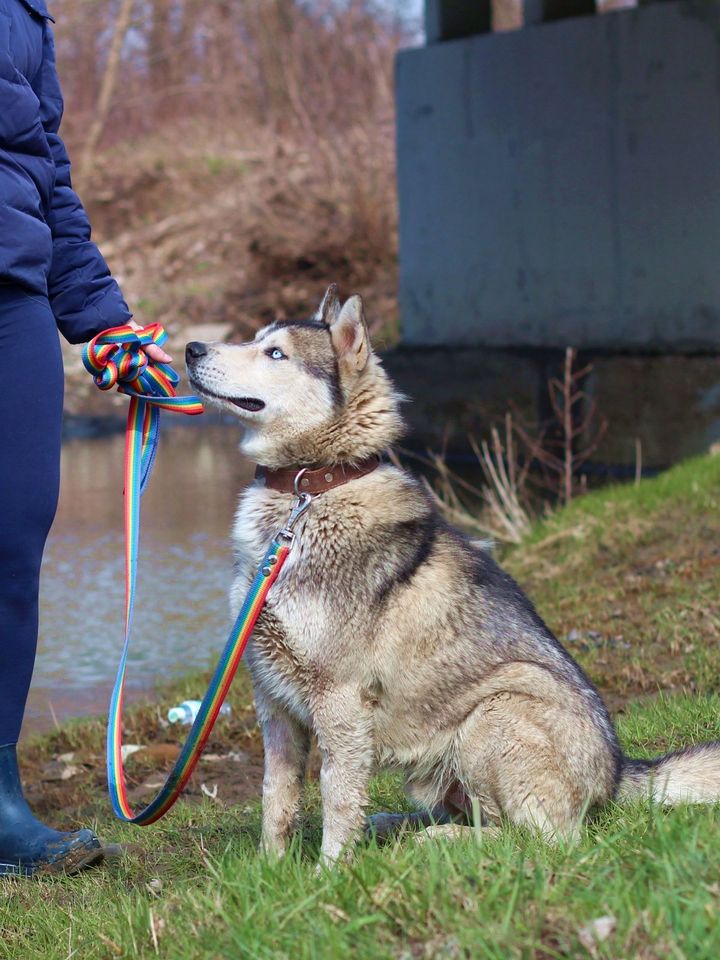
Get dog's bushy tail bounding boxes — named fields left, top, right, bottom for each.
left=618, top=742, right=720, bottom=804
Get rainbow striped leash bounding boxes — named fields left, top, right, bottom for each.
left=83, top=324, right=304, bottom=824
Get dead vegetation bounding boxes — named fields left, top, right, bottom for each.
left=472, top=416, right=532, bottom=543
left=20, top=670, right=266, bottom=825
left=513, top=348, right=608, bottom=505
left=55, top=1, right=408, bottom=344
left=418, top=349, right=609, bottom=543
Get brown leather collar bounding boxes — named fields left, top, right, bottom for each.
left=256, top=455, right=381, bottom=495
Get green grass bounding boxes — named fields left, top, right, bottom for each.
left=4, top=758, right=720, bottom=959
left=505, top=453, right=720, bottom=711
left=1, top=455, right=719, bottom=959
left=523, top=452, right=720, bottom=546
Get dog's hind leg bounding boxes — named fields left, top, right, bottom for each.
left=458, top=695, right=601, bottom=842
left=366, top=772, right=497, bottom=845
left=258, top=697, right=310, bottom=858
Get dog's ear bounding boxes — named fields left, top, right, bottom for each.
left=314, top=284, right=341, bottom=325
left=330, top=295, right=370, bottom=372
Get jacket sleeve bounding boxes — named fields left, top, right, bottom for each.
left=37, top=22, right=132, bottom=344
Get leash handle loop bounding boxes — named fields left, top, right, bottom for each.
left=83, top=324, right=295, bottom=824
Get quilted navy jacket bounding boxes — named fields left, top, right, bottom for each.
left=0, top=0, right=130, bottom=342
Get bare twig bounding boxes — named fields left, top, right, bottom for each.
left=511, top=348, right=607, bottom=504
left=635, top=437, right=642, bottom=487
left=78, top=0, right=136, bottom=185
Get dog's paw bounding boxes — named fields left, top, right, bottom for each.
left=412, top=824, right=500, bottom=845
left=364, top=812, right=413, bottom=843
left=365, top=810, right=453, bottom=844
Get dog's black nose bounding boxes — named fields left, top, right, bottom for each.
left=186, top=341, right=208, bottom=361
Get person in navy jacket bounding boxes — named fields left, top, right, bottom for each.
left=0, top=0, right=170, bottom=876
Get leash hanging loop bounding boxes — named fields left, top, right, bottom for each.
left=82, top=324, right=298, bottom=825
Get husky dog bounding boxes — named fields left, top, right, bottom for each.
left=186, top=286, right=720, bottom=865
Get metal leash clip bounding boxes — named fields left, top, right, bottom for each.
left=277, top=468, right=313, bottom=543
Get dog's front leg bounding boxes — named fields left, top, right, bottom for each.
left=258, top=695, right=310, bottom=858
left=315, top=691, right=374, bottom=867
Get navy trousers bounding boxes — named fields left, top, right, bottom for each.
left=0, top=285, right=64, bottom=746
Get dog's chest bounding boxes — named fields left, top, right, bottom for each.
left=243, top=582, right=333, bottom=723
left=248, top=604, right=320, bottom=710
left=231, top=489, right=341, bottom=712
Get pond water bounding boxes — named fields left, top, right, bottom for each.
left=24, top=420, right=254, bottom=737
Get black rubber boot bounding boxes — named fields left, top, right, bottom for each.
left=0, top=743, right=104, bottom=877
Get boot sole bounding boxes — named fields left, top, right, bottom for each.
left=0, top=842, right=112, bottom=879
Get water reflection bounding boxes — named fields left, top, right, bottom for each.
left=26, top=420, right=254, bottom=736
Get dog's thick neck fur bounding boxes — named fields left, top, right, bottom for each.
left=247, top=355, right=405, bottom=470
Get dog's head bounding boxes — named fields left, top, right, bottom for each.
left=185, top=285, right=404, bottom=468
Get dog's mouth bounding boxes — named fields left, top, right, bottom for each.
left=188, top=377, right=265, bottom=413
left=228, top=397, right=265, bottom=413
left=228, top=396, right=265, bottom=412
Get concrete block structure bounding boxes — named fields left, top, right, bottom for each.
left=396, top=0, right=720, bottom=351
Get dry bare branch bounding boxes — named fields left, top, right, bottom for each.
left=78, top=0, right=136, bottom=185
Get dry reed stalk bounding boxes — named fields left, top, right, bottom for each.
left=635, top=437, right=643, bottom=486
left=468, top=415, right=531, bottom=544
left=513, top=347, right=608, bottom=504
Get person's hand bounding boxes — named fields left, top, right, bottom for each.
left=128, top=319, right=173, bottom=365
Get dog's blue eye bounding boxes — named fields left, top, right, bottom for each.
left=266, top=347, right=286, bottom=360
